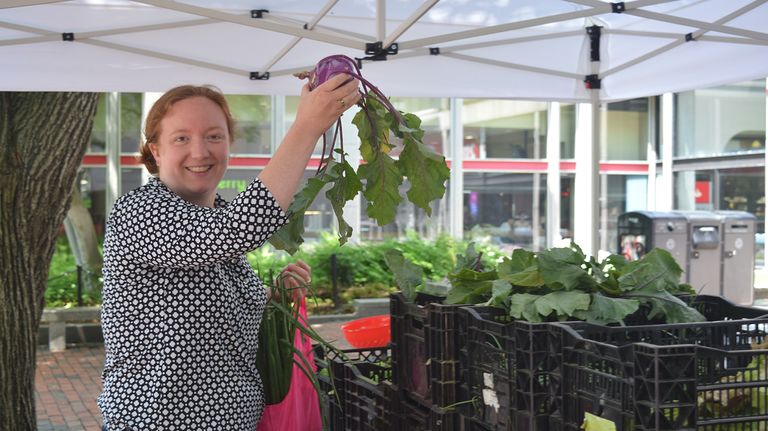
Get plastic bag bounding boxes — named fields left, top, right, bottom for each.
left=257, top=299, right=321, bottom=431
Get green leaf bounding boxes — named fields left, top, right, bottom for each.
left=324, top=159, right=363, bottom=246
left=353, top=95, right=392, bottom=161
left=625, top=286, right=705, bottom=323
left=488, top=279, right=513, bottom=307
left=537, top=247, right=597, bottom=291
left=358, top=152, right=403, bottom=225
left=455, top=242, right=482, bottom=271
left=619, top=248, right=682, bottom=290
left=507, top=291, right=590, bottom=322
left=573, top=294, right=640, bottom=325
left=497, top=250, right=543, bottom=287
left=535, top=291, right=591, bottom=318
left=509, top=293, right=543, bottom=322
left=446, top=268, right=497, bottom=304
left=384, top=249, right=424, bottom=302
left=396, top=133, right=449, bottom=215
left=269, top=175, right=330, bottom=254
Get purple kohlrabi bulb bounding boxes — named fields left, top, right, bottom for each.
left=309, top=55, right=358, bottom=90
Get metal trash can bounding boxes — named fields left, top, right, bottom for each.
left=675, top=211, right=723, bottom=297
left=616, top=211, right=688, bottom=277
left=715, top=210, right=756, bottom=306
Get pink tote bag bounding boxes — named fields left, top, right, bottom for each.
left=257, top=299, right=322, bottom=431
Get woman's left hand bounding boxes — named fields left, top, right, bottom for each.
left=279, top=259, right=312, bottom=301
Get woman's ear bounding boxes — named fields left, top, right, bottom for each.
left=148, top=142, right=160, bottom=167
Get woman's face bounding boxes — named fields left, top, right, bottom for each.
left=150, top=96, right=230, bottom=207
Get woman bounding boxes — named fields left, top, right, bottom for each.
left=98, top=75, right=360, bottom=430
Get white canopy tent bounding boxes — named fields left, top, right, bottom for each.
left=2, top=0, right=768, bottom=254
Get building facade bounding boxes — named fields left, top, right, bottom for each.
left=77, top=78, right=767, bottom=261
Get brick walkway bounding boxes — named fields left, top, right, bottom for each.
left=34, top=320, right=352, bottom=430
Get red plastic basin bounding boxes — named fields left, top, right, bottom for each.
left=341, top=315, right=391, bottom=348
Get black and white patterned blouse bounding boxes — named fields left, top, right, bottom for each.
left=98, top=176, right=287, bottom=430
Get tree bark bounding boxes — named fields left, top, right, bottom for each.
left=0, top=92, right=99, bottom=430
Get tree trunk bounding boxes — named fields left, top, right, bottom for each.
left=0, top=92, right=99, bottom=430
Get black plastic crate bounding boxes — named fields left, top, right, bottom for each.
left=391, top=292, right=465, bottom=408
left=554, top=318, right=768, bottom=431
left=397, top=395, right=463, bottom=431
left=342, top=361, right=395, bottom=431
left=313, top=345, right=390, bottom=431
left=457, top=306, right=558, bottom=431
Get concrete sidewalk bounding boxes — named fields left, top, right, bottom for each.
left=34, top=320, right=353, bottom=430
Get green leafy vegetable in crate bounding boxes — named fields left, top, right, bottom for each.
left=387, top=242, right=705, bottom=325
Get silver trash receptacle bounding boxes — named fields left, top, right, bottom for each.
left=715, top=210, right=756, bottom=306
left=676, top=211, right=723, bottom=297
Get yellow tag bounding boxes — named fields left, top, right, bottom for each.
left=582, top=413, right=617, bottom=431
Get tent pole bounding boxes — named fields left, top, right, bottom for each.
left=573, top=96, right=599, bottom=256
left=105, top=92, right=121, bottom=215
left=660, top=92, right=674, bottom=210
left=546, top=102, right=561, bottom=248
left=449, top=98, right=464, bottom=241
left=377, top=0, right=385, bottom=41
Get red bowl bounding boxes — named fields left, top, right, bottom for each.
left=341, top=315, right=391, bottom=348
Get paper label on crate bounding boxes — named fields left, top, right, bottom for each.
left=482, top=388, right=500, bottom=412
left=483, top=372, right=494, bottom=388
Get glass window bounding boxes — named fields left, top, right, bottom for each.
left=601, top=174, right=648, bottom=252
left=78, top=167, right=107, bottom=236
left=560, top=174, right=575, bottom=241
left=360, top=181, right=449, bottom=242
left=463, top=172, right=547, bottom=251
left=121, top=93, right=143, bottom=153
left=560, top=104, right=576, bottom=159
left=675, top=79, right=766, bottom=158
left=226, top=95, right=271, bottom=155
left=463, top=100, right=548, bottom=159
left=603, top=98, right=648, bottom=161
left=720, top=167, right=764, bottom=233
left=388, top=97, right=450, bottom=158
left=120, top=168, right=144, bottom=196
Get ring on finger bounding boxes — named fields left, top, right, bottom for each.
left=338, top=98, right=347, bottom=108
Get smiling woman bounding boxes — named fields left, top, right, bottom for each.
left=99, top=79, right=360, bottom=431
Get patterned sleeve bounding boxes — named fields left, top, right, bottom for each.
left=106, top=178, right=288, bottom=268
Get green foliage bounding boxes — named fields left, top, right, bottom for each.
left=46, top=236, right=102, bottom=308
left=388, top=242, right=705, bottom=325
left=47, top=231, right=502, bottom=313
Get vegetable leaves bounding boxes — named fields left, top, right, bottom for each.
left=270, top=91, right=449, bottom=253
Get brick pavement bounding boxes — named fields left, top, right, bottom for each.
left=34, top=320, right=352, bottom=430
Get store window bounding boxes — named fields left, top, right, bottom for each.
left=226, top=95, right=271, bottom=155
left=388, top=97, right=450, bottom=158
left=463, top=172, right=547, bottom=251
left=675, top=79, right=766, bottom=158
left=463, top=100, right=548, bottom=159
left=603, top=99, right=648, bottom=161
left=560, top=104, right=576, bottom=159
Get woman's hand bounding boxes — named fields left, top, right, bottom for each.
left=277, top=259, right=312, bottom=301
left=294, top=74, right=362, bottom=138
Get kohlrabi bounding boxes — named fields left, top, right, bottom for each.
left=270, top=54, right=450, bottom=254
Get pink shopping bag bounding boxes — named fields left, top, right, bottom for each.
left=257, top=299, right=322, bottom=431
